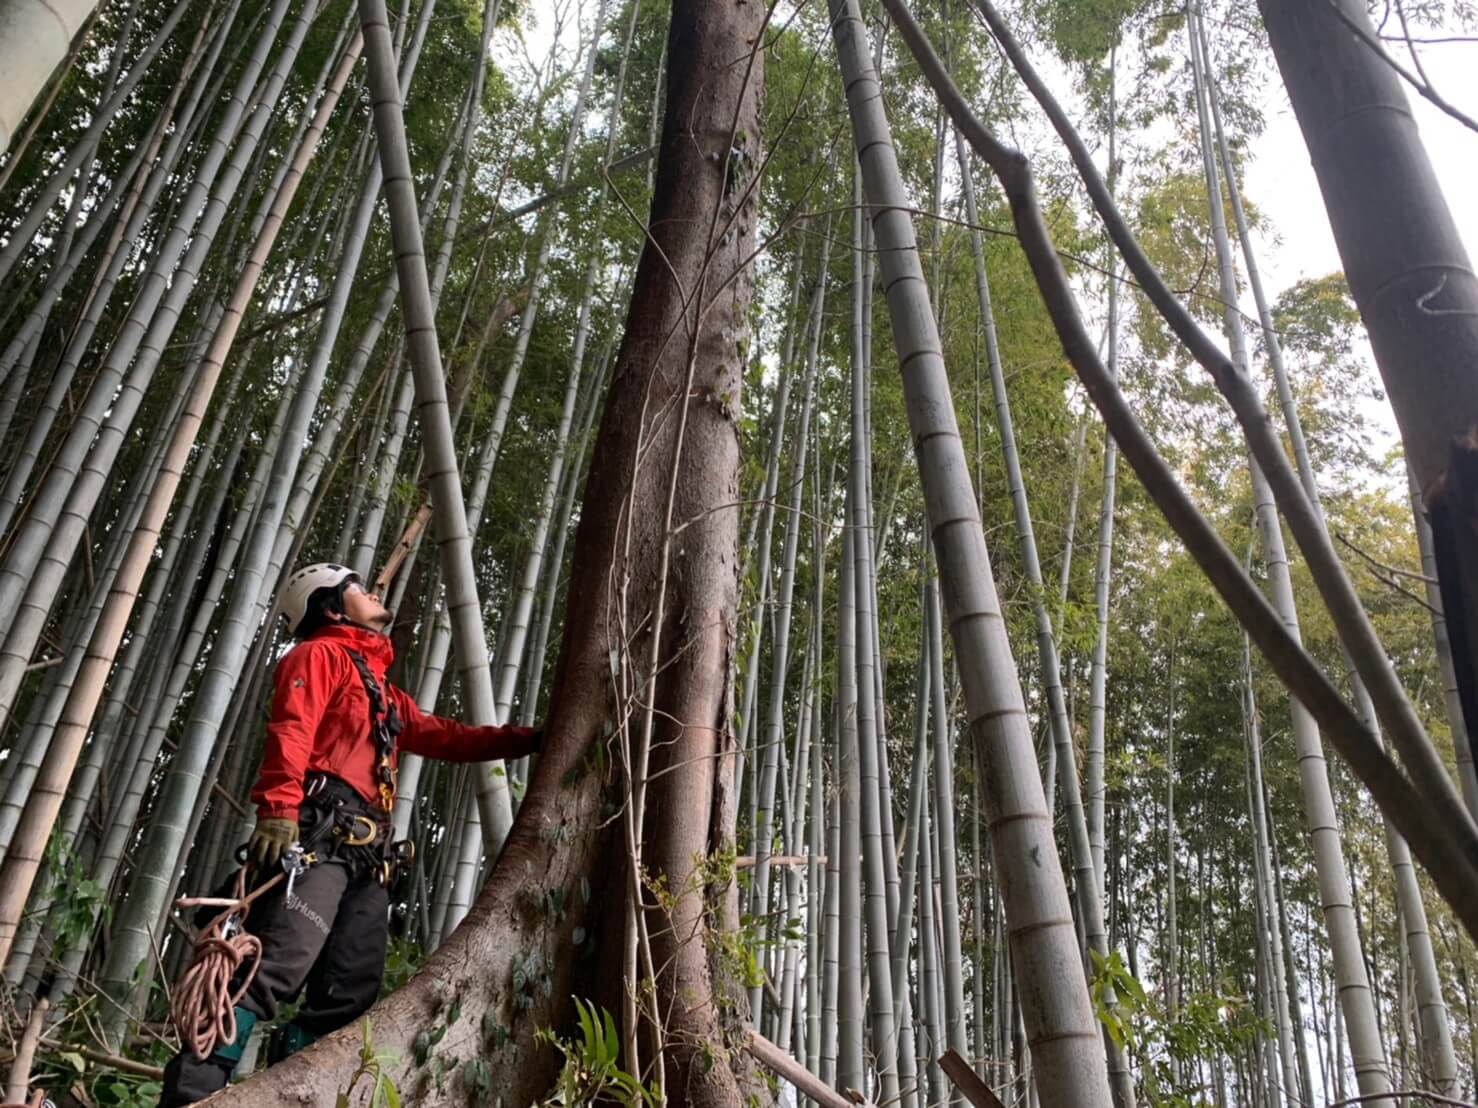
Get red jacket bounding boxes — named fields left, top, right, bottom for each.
left=251, top=624, right=537, bottom=820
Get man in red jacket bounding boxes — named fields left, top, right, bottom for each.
left=161, top=563, right=539, bottom=1105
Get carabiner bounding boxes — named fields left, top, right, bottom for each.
left=340, top=814, right=378, bottom=847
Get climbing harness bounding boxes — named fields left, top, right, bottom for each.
left=342, top=647, right=402, bottom=815
left=280, top=842, right=315, bottom=901
left=300, top=772, right=412, bottom=886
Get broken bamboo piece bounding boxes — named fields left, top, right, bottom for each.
left=938, top=1049, right=1008, bottom=1108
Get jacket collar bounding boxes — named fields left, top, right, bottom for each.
left=308, top=623, right=395, bottom=672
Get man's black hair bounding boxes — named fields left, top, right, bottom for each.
left=294, top=576, right=359, bottom=641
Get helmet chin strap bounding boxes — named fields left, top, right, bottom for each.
left=328, top=612, right=393, bottom=636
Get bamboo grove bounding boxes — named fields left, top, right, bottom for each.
left=0, top=0, right=1475, bottom=1105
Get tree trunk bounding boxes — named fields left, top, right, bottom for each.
left=219, top=3, right=765, bottom=1105
left=1410, top=465, right=1478, bottom=815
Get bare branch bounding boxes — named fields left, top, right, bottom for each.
left=1320, top=0, right=1478, bottom=135
left=1335, top=531, right=1438, bottom=586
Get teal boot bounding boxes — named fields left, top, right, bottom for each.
left=266, top=1021, right=320, bottom=1065
left=159, top=1008, right=256, bottom=1106
left=216, top=1007, right=258, bottom=1068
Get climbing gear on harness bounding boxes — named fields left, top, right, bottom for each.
left=280, top=843, right=319, bottom=902
left=301, top=773, right=413, bottom=885
left=342, top=647, right=401, bottom=813
left=171, top=868, right=285, bottom=1061
left=341, top=814, right=378, bottom=847
left=280, top=563, right=356, bottom=637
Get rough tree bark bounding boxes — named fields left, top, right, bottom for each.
left=216, top=3, right=766, bottom=1105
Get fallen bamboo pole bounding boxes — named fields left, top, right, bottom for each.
left=743, top=1028, right=871, bottom=1108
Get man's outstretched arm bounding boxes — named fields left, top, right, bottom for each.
left=390, top=685, right=541, bottom=762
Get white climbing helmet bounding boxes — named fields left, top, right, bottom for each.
left=280, top=562, right=358, bottom=637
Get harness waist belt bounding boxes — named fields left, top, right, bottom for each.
left=303, top=772, right=376, bottom=813
left=302, top=773, right=407, bottom=886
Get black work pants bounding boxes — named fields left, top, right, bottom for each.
left=159, top=838, right=389, bottom=1104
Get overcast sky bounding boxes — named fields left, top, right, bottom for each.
left=513, top=3, right=1477, bottom=288
left=511, top=3, right=1475, bottom=460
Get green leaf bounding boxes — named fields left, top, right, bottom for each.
left=1121, top=972, right=1147, bottom=1006
left=572, top=997, right=589, bottom=1048
left=600, top=1007, right=619, bottom=1067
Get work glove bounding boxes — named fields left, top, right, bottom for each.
left=514, top=727, right=543, bottom=759
left=248, top=817, right=298, bottom=870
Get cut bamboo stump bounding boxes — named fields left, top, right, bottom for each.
left=373, top=502, right=432, bottom=595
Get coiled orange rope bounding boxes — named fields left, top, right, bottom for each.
left=170, top=868, right=284, bottom=1061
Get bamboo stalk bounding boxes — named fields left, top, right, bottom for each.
left=374, top=503, right=433, bottom=596
left=827, top=3, right=1112, bottom=1103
